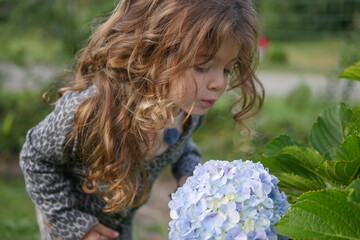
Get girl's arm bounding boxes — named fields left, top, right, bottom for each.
left=172, top=138, right=202, bottom=183
left=177, top=175, right=190, bottom=187
left=20, top=89, right=99, bottom=240
left=172, top=115, right=206, bottom=185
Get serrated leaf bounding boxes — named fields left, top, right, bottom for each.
left=318, top=133, right=360, bottom=186
left=325, top=147, right=345, bottom=161
left=280, top=146, right=326, bottom=171
left=347, top=179, right=360, bottom=204
left=258, top=146, right=327, bottom=193
left=339, top=60, right=360, bottom=81
left=259, top=154, right=322, bottom=181
left=318, top=157, right=360, bottom=187
left=353, top=105, right=360, bottom=120
left=347, top=118, right=360, bottom=140
left=277, top=173, right=326, bottom=192
left=256, top=156, right=294, bottom=174
left=341, top=131, right=360, bottom=162
left=310, top=103, right=353, bottom=158
left=262, top=135, right=303, bottom=158
left=277, top=189, right=360, bottom=240
left=277, top=146, right=327, bottom=190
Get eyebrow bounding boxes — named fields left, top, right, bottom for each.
left=195, top=55, right=238, bottom=64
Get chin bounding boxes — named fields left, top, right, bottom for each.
left=177, top=103, right=209, bottom=116
left=186, top=108, right=209, bottom=116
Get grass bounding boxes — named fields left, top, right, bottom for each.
left=0, top=177, right=39, bottom=240
left=258, top=38, right=352, bottom=73
left=134, top=222, right=169, bottom=240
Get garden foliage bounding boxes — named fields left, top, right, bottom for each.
left=254, top=0, right=360, bottom=40
left=0, top=91, right=52, bottom=155
left=256, top=61, right=360, bottom=239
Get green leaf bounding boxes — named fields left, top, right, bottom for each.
left=278, top=146, right=327, bottom=188
left=339, top=60, right=360, bottom=81
left=277, top=189, right=360, bottom=240
left=280, top=146, right=325, bottom=171
left=310, top=103, right=353, bottom=158
left=317, top=132, right=360, bottom=186
left=261, top=135, right=303, bottom=158
left=341, top=130, right=360, bottom=162
left=325, top=147, right=345, bottom=162
left=347, top=118, right=360, bottom=140
left=347, top=179, right=360, bottom=204
left=258, top=152, right=320, bottom=180
left=258, top=146, right=327, bottom=193
left=257, top=135, right=305, bottom=175
left=256, top=156, right=294, bottom=174
left=353, top=105, right=360, bottom=120
left=318, top=157, right=360, bottom=187
left=277, top=173, right=326, bottom=192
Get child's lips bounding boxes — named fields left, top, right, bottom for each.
left=202, top=99, right=216, bottom=107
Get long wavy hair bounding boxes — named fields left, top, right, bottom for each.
left=48, top=0, right=263, bottom=212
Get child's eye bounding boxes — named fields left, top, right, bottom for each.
left=194, top=66, right=209, bottom=73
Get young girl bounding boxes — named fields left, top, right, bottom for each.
left=20, top=0, right=263, bottom=239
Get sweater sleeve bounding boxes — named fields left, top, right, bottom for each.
left=171, top=115, right=206, bottom=181
left=19, top=88, right=98, bottom=240
left=171, top=138, right=202, bottom=181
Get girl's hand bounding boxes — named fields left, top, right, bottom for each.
left=82, top=223, right=119, bottom=240
left=177, top=175, right=190, bottom=187
left=169, top=175, right=191, bottom=199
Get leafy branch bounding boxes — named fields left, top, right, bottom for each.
left=256, top=61, right=360, bottom=239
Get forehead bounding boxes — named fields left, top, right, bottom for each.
left=196, top=38, right=240, bottom=63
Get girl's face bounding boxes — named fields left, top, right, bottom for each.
left=175, top=39, right=240, bottom=116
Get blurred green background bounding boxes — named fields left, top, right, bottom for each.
left=0, top=0, right=360, bottom=239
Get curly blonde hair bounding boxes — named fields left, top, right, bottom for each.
left=49, top=0, right=263, bottom=212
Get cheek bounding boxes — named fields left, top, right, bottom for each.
left=168, top=74, right=187, bottom=100
left=171, top=70, right=207, bottom=108
left=171, top=73, right=198, bottom=110
left=176, top=71, right=198, bottom=98
left=183, top=71, right=206, bottom=95
left=178, top=83, right=197, bottom=107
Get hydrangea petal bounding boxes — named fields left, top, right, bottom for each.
left=168, top=160, right=289, bottom=240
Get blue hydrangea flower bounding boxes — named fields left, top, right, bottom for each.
left=168, top=160, right=290, bottom=240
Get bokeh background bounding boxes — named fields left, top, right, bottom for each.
left=1, top=0, right=360, bottom=239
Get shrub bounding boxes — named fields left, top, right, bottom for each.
left=268, top=48, right=288, bottom=64
left=255, top=61, right=360, bottom=239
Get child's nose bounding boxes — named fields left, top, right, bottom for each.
left=207, top=71, right=227, bottom=91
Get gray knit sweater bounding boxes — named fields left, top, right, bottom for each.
left=19, top=85, right=205, bottom=239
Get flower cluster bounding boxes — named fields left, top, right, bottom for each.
left=168, top=160, right=289, bottom=240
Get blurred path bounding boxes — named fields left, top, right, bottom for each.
left=258, top=70, right=360, bottom=99
left=0, top=61, right=60, bottom=91
left=134, top=176, right=175, bottom=220
left=1, top=62, right=359, bottom=99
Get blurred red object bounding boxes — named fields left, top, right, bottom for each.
left=259, top=35, right=269, bottom=50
